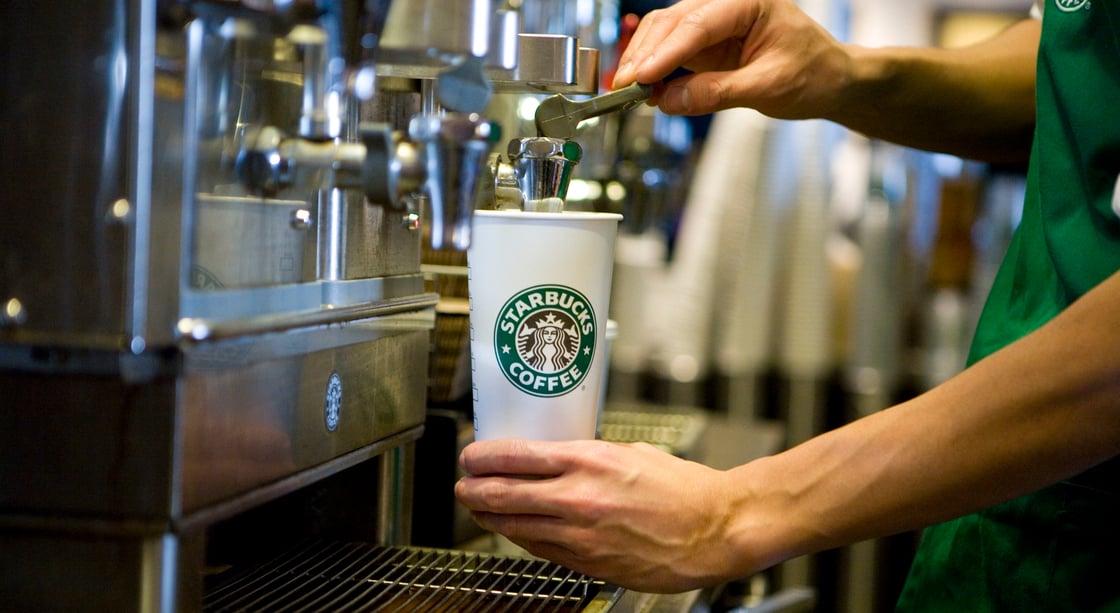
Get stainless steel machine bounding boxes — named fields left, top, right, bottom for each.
left=0, top=1, right=614, bottom=610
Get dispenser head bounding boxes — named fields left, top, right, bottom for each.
left=507, top=137, right=582, bottom=212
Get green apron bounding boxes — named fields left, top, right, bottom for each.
left=896, top=1, right=1120, bottom=610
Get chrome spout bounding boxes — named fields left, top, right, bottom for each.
left=236, top=117, right=499, bottom=251
left=288, top=24, right=339, bottom=140
left=507, top=137, right=582, bottom=212
left=408, top=113, right=500, bottom=250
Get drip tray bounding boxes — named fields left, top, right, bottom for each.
left=204, top=540, right=624, bottom=612
left=599, top=405, right=708, bottom=458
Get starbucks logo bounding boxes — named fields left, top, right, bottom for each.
left=324, top=372, right=342, bottom=432
left=1055, top=0, right=1089, bottom=11
left=191, top=265, right=224, bottom=289
left=494, top=284, right=596, bottom=397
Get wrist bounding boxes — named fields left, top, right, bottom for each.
left=718, top=456, right=823, bottom=576
left=825, top=43, right=894, bottom=127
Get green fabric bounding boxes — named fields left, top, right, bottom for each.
left=896, top=1, right=1120, bottom=610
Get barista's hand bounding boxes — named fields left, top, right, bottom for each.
left=613, top=0, right=851, bottom=120
left=455, top=439, right=762, bottom=593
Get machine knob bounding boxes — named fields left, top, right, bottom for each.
left=361, top=125, right=425, bottom=209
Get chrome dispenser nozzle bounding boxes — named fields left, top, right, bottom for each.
left=507, top=137, right=582, bottom=212
left=409, top=113, right=500, bottom=250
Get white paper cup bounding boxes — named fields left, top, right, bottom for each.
left=468, top=209, right=622, bottom=441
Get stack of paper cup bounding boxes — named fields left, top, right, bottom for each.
left=468, top=209, right=621, bottom=441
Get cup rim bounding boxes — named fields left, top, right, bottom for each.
left=475, top=209, right=623, bottom=221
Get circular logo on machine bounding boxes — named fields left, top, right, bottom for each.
left=191, top=265, right=224, bottom=289
left=494, top=284, right=596, bottom=398
left=324, top=372, right=342, bottom=432
left=1055, top=0, right=1089, bottom=12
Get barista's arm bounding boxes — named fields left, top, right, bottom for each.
left=830, top=20, right=1038, bottom=162
left=613, top=0, right=1038, bottom=162
left=729, top=267, right=1120, bottom=573
left=456, top=269, right=1120, bottom=593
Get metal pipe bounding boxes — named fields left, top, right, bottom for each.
left=377, top=443, right=416, bottom=546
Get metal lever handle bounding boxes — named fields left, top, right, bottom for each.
left=535, top=82, right=653, bottom=139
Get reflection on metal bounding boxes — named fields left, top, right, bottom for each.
left=0, top=298, right=26, bottom=327
left=491, top=36, right=601, bottom=95
left=379, top=0, right=494, bottom=65
left=507, top=137, right=583, bottom=209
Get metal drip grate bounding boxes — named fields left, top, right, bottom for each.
left=204, top=541, right=608, bottom=612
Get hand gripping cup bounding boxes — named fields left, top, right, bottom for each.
left=467, top=209, right=621, bottom=440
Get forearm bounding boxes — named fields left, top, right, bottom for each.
left=727, top=269, right=1120, bottom=570
left=830, top=19, right=1039, bottom=162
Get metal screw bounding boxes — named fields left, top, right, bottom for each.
left=110, top=198, right=131, bottom=221
left=1, top=298, right=27, bottom=326
left=402, top=212, right=421, bottom=231
left=290, top=208, right=314, bottom=230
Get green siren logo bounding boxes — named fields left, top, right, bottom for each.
left=494, top=284, right=596, bottom=397
left=1055, top=0, right=1089, bottom=11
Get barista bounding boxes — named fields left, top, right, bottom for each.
left=456, top=0, right=1120, bottom=609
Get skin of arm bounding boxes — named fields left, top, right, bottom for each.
left=612, top=0, right=1038, bottom=162
left=456, top=268, right=1120, bottom=593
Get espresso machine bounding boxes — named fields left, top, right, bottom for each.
left=0, top=1, right=645, bottom=610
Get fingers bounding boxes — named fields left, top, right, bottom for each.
left=455, top=473, right=564, bottom=516
left=611, top=7, right=663, bottom=86
left=459, top=438, right=571, bottom=477
left=456, top=439, right=621, bottom=518
left=455, top=440, right=582, bottom=518
left=657, top=68, right=777, bottom=116
left=454, top=441, right=739, bottom=593
left=613, top=0, right=759, bottom=89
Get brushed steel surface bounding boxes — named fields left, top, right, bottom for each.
left=1, top=3, right=431, bottom=352
left=378, top=0, right=493, bottom=64
left=180, top=323, right=430, bottom=513
left=342, top=189, right=423, bottom=280
left=0, top=316, right=432, bottom=519
left=191, top=195, right=315, bottom=289
left=1, top=3, right=132, bottom=344
left=0, top=364, right=179, bottom=517
left=0, top=531, right=182, bottom=613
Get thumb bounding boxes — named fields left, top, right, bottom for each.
left=657, top=72, right=739, bottom=116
